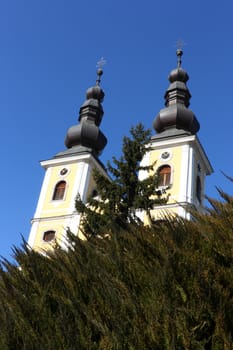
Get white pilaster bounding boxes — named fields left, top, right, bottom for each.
left=34, top=167, right=52, bottom=218
left=179, top=144, right=189, bottom=204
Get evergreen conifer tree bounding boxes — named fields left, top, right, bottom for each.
left=76, top=123, right=168, bottom=237
left=0, top=187, right=233, bottom=349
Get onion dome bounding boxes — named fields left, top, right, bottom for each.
left=153, top=49, right=200, bottom=135
left=64, top=68, right=107, bottom=156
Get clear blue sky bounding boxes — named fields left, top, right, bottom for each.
left=1, top=0, right=233, bottom=260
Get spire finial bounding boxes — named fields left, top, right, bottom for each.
left=96, top=57, right=107, bottom=85
left=175, top=39, right=186, bottom=68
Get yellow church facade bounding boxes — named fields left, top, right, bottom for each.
left=28, top=153, right=106, bottom=251
left=139, top=133, right=212, bottom=224
left=28, top=68, right=108, bottom=251
left=28, top=50, right=213, bottom=251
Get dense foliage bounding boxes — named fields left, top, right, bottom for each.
left=76, top=123, right=167, bottom=237
left=1, top=126, right=232, bottom=348
left=0, top=188, right=233, bottom=349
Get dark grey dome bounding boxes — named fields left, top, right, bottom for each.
left=169, top=67, right=189, bottom=83
left=153, top=104, right=200, bottom=134
left=86, top=85, right=105, bottom=102
left=65, top=122, right=107, bottom=151
left=64, top=69, right=107, bottom=156
left=153, top=50, right=200, bottom=135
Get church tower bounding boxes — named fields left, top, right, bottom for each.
left=140, top=49, right=213, bottom=222
left=28, top=68, right=108, bottom=251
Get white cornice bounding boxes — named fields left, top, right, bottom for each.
left=31, top=213, right=79, bottom=223
left=40, top=153, right=108, bottom=176
left=150, top=134, right=196, bottom=149
left=41, top=153, right=92, bottom=167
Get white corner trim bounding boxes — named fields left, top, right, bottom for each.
left=33, top=167, right=52, bottom=218
left=178, top=144, right=190, bottom=203
left=27, top=221, right=39, bottom=247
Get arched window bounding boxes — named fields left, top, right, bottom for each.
left=196, top=176, right=202, bottom=203
left=52, top=181, right=66, bottom=200
left=43, top=230, right=55, bottom=242
left=158, top=165, right=171, bottom=187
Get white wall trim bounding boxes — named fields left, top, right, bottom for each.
left=187, top=146, right=194, bottom=204
left=28, top=221, right=39, bottom=247
left=179, top=144, right=189, bottom=204
left=33, top=167, right=52, bottom=218
left=28, top=167, right=52, bottom=247
left=138, top=151, right=150, bottom=181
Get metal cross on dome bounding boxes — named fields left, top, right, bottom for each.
left=175, top=39, right=186, bottom=68
left=96, top=57, right=107, bottom=85
left=96, top=57, right=107, bottom=70
left=175, top=39, right=186, bottom=51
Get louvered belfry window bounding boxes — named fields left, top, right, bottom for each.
left=158, top=165, right=171, bottom=187
left=52, top=181, right=66, bottom=200
left=43, top=230, right=55, bottom=242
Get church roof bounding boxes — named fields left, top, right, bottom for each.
left=64, top=67, right=107, bottom=157
left=153, top=49, right=200, bottom=135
